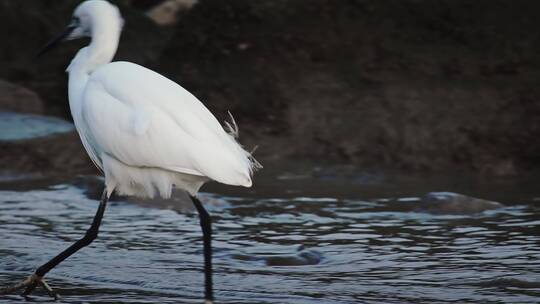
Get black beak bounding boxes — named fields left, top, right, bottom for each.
left=35, top=25, right=77, bottom=58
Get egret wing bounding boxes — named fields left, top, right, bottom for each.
left=80, top=62, right=255, bottom=186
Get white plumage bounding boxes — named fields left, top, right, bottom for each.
left=66, top=0, right=260, bottom=199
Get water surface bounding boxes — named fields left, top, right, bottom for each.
left=0, top=171, right=539, bottom=303
left=0, top=112, right=74, bottom=141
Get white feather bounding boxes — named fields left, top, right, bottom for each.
left=66, top=0, right=260, bottom=198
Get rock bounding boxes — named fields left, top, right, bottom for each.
left=146, top=0, right=198, bottom=26
left=0, top=111, right=87, bottom=179
left=265, top=249, right=323, bottom=266
left=0, top=80, right=44, bottom=114
left=0, top=131, right=95, bottom=180
left=232, top=247, right=323, bottom=266
left=420, top=192, right=503, bottom=214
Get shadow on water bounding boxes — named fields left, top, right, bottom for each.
left=0, top=163, right=539, bottom=303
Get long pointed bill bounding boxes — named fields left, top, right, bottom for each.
left=35, top=25, right=76, bottom=58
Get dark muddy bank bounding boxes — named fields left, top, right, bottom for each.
left=1, top=0, right=540, bottom=176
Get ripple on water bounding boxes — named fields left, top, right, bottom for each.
left=0, top=185, right=539, bottom=303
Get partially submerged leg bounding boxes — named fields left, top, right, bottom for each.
left=0, top=188, right=111, bottom=298
left=190, top=195, right=214, bottom=304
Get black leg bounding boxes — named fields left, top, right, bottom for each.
left=190, top=196, right=214, bottom=304
left=0, top=187, right=111, bottom=298
left=33, top=188, right=110, bottom=277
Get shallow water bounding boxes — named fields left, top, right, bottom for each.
left=0, top=112, right=74, bottom=141
left=0, top=172, right=540, bottom=303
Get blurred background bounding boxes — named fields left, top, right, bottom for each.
left=1, top=0, right=540, bottom=179
left=1, top=1, right=540, bottom=303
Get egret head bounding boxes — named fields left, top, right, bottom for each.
left=37, top=0, right=124, bottom=57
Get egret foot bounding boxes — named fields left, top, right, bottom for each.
left=0, top=274, right=59, bottom=299
left=1, top=189, right=109, bottom=301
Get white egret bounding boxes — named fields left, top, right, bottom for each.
left=1, top=1, right=260, bottom=303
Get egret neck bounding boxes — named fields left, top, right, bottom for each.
left=67, top=7, right=122, bottom=125
left=67, top=13, right=122, bottom=75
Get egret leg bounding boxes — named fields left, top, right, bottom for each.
left=190, top=196, right=214, bottom=304
left=0, top=188, right=111, bottom=299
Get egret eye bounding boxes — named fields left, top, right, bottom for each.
left=71, top=16, right=80, bottom=26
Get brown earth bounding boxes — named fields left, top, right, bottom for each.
left=1, top=0, right=539, bottom=177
